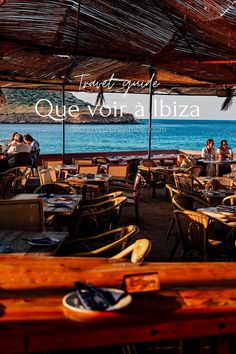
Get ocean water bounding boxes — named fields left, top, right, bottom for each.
left=0, top=119, right=235, bottom=154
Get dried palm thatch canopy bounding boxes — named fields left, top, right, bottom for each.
left=0, top=0, right=236, bottom=95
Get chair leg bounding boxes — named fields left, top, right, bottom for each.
left=165, top=216, right=175, bottom=240
left=135, top=203, right=139, bottom=225
left=168, top=237, right=180, bottom=260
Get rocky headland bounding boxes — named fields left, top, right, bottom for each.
left=0, top=89, right=136, bottom=124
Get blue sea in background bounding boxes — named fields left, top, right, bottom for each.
left=0, top=119, right=235, bottom=154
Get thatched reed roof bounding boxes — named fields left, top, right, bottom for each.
left=0, top=0, right=236, bottom=94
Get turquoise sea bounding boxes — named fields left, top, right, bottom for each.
left=0, top=119, right=235, bottom=154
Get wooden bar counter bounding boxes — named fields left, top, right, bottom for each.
left=1, top=256, right=236, bottom=353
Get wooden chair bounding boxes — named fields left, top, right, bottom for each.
left=140, top=159, right=157, bottom=167
left=174, top=210, right=230, bottom=261
left=0, top=199, right=44, bottom=231
left=79, top=191, right=124, bottom=207
left=42, top=160, right=63, bottom=169
left=78, top=165, right=100, bottom=174
left=92, top=156, right=110, bottom=165
left=165, top=183, right=184, bottom=240
left=72, top=196, right=127, bottom=238
left=72, top=158, right=93, bottom=166
left=139, top=166, right=166, bottom=198
left=107, top=164, right=129, bottom=180
left=108, top=173, right=146, bottom=224
left=111, top=238, right=151, bottom=263
left=58, top=225, right=138, bottom=257
left=38, top=168, right=57, bottom=185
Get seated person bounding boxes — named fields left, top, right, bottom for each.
left=7, top=131, right=18, bottom=146
left=201, top=139, right=215, bottom=160
left=201, top=138, right=216, bottom=176
left=216, top=140, right=233, bottom=176
left=216, top=140, right=233, bottom=160
left=7, top=134, right=31, bottom=155
left=23, top=134, right=40, bottom=169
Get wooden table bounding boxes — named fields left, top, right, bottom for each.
left=0, top=230, right=68, bottom=255
left=199, top=159, right=236, bottom=177
left=1, top=258, right=236, bottom=354
left=66, top=173, right=112, bottom=199
left=12, top=193, right=81, bottom=216
left=54, top=164, right=78, bottom=178
left=198, top=206, right=236, bottom=227
left=197, top=206, right=236, bottom=245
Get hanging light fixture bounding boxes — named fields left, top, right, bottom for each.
left=0, top=88, right=6, bottom=107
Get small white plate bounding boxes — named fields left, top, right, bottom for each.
left=62, top=288, right=132, bottom=313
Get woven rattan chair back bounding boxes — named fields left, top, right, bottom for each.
left=0, top=199, right=44, bottom=231
left=174, top=210, right=213, bottom=260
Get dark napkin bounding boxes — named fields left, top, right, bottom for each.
left=75, top=282, right=127, bottom=311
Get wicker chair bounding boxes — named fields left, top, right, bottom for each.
left=6, top=152, right=31, bottom=169
left=165, top=183, right=184, bottom=240
left=107, top=164, right=129, bottom=180
left=72, top=158, right=93, bottom=166
left=222, top=195, right=236, bottom=206
left=111, top=238, right=152, bottom=263
left=57, top=225, right=138, bottom=257
left=78, top=165, right=100, bottom=174
left=174, top=172, right=204, bottom=193
left=184, top=165, right=203, bottom=177
left=0, top=199, right=44, bottom=231
left=79, top=191, right=124, bottom=206
left=71, top=196, right=127, bottom=238
left=92, top=156, right=110, bottom=165
left=0, top=166, right=31, bottom=198
left=108, top=173, right=146, bottom=224
left=174, top=210, right=231, bottom=261
left=38, top=168, right=57, bottom=185
left=42, top=159, right=63, bottom=169
left=172, top=194, right=210, bottom=211
left=140, top=159, right=157, bottom=167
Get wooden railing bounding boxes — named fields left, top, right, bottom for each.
left=1, top=257, right=236, bottom=353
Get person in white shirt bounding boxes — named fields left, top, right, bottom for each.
left=7, top=134, right=31, bottom=155
left=23, top=134, right=40, bottom=169
left=201, top=139, right=215, bottom=160
left=201, top=139, right=216, bottom=176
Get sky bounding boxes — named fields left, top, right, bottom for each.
left=75, top=92, right=236, bottom=120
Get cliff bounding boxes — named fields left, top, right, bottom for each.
left=0, top=89, right=136, bottom=124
